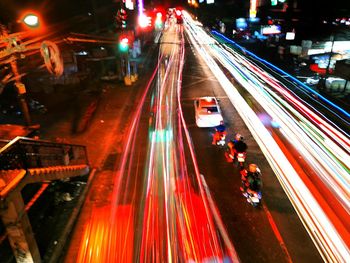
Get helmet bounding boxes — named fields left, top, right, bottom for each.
left=248, top=163, right=257, bottom=173
left=234, top=133, right=242, bottom=141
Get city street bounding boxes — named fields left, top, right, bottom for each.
left=1, top=3, right=349, bottom=262
left=61, top=20, right=323, bottom=262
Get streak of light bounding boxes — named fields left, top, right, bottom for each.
left=77, top=19, right=240, bottom=263
left=138, top=0, right=144, bottom=16
left=183, top=11, right=350, bottom=262
left=212, top=31, right=350, bottom=121
left=76, top=53, right=161, bottom=263
left=176, top=27, right=239, bottom=261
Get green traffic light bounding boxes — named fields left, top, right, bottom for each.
left=119, top=38, right=129, bottom=52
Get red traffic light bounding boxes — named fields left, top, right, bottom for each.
left=121, top=37, right=129, bottom=44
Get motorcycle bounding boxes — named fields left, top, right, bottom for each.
left=236, top=151, right=246, bottom=169
left=213, top=131, right=226, bottom=147
left=216, top=133, right=226, bottom=146
left=243, top=189, right=262, bottom=207
left=240, top=166, right=262, bottom=207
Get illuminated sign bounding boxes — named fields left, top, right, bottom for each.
left=206, top=0, right=215, bottom=4
left=286, top=32, right=295, bottom=40
left=271, top=0, right=277, bottom=6
left=250, top=0, right=257, bottom=18
left=261, top=25, right=281, bottom=35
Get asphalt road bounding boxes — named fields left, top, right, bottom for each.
left=63, top=22, right=324, bottom=262
left=180, top=27, right=323, bottom=262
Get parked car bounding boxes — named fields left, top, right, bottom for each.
left=194, top=96, right=223, bottom=127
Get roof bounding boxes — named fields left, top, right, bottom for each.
left=198, top=97, right=217, bottom=107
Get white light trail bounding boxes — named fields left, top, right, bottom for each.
left=183, top=11, right=350, bottom=262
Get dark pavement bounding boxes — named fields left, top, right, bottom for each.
left=181, top=32, right=323, bottom=262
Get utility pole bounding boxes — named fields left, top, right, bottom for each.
left=325, top=34, right=335, bottom=76
left=0, top=25, right=32, bottom=126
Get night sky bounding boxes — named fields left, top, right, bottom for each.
left=0, top=0, right=349, bottom=27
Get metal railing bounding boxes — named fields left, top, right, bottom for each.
left=0, top=137, right=89, bottom=170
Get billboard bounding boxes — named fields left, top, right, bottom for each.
left=261, top=25, right=281, bottom=35
left=286, top=32, right=295, bottom=40
left=249, top=0, right=257, bottom=18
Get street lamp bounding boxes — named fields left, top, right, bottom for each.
left=0, top=13, right=63, bottom=127
left=23, top=14, right=39, bottom=28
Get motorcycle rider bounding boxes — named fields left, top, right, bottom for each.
left=225, top=133, right=247, bottom=162
left=212, top=120, right=226, bottom=145
left=233, top=133, right=247, bottom=153
left=225, top=139, right=235, bottom=162
left=240, top=163, right=262, bottom=194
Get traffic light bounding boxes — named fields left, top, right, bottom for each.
left=118, top=31, right=134, bottom=53
left=119, top=37, right=129, bottom=52
left=116, top=8, right=127, bottom=29
left=155, top=12, right=163, bottom=29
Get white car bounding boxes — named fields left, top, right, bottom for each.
left=194, top=97, right=224, bottom=127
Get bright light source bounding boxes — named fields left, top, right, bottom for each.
left=286, top=32, right=295, bottom=40
left=249, top=0, right=257, bottom=18
left=156, top=12, right=162, bottom=18
left=125, top=0, right=134, bottom=10
left=119, top=37, right=129, bottom=52
left=139, top=14, right=151, bottom=28
left=77, top=51, right=88, bottom=55
left=23, top=14, right=39, bottom=27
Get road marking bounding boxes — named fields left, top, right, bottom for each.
left=262, top=203, right=293, bottom=263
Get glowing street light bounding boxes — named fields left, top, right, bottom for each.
left=23, top=14, right=39, bottom=28
left=0, top=13, right=62, bottom=127
left=138, top=14, right=151, bottom=28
